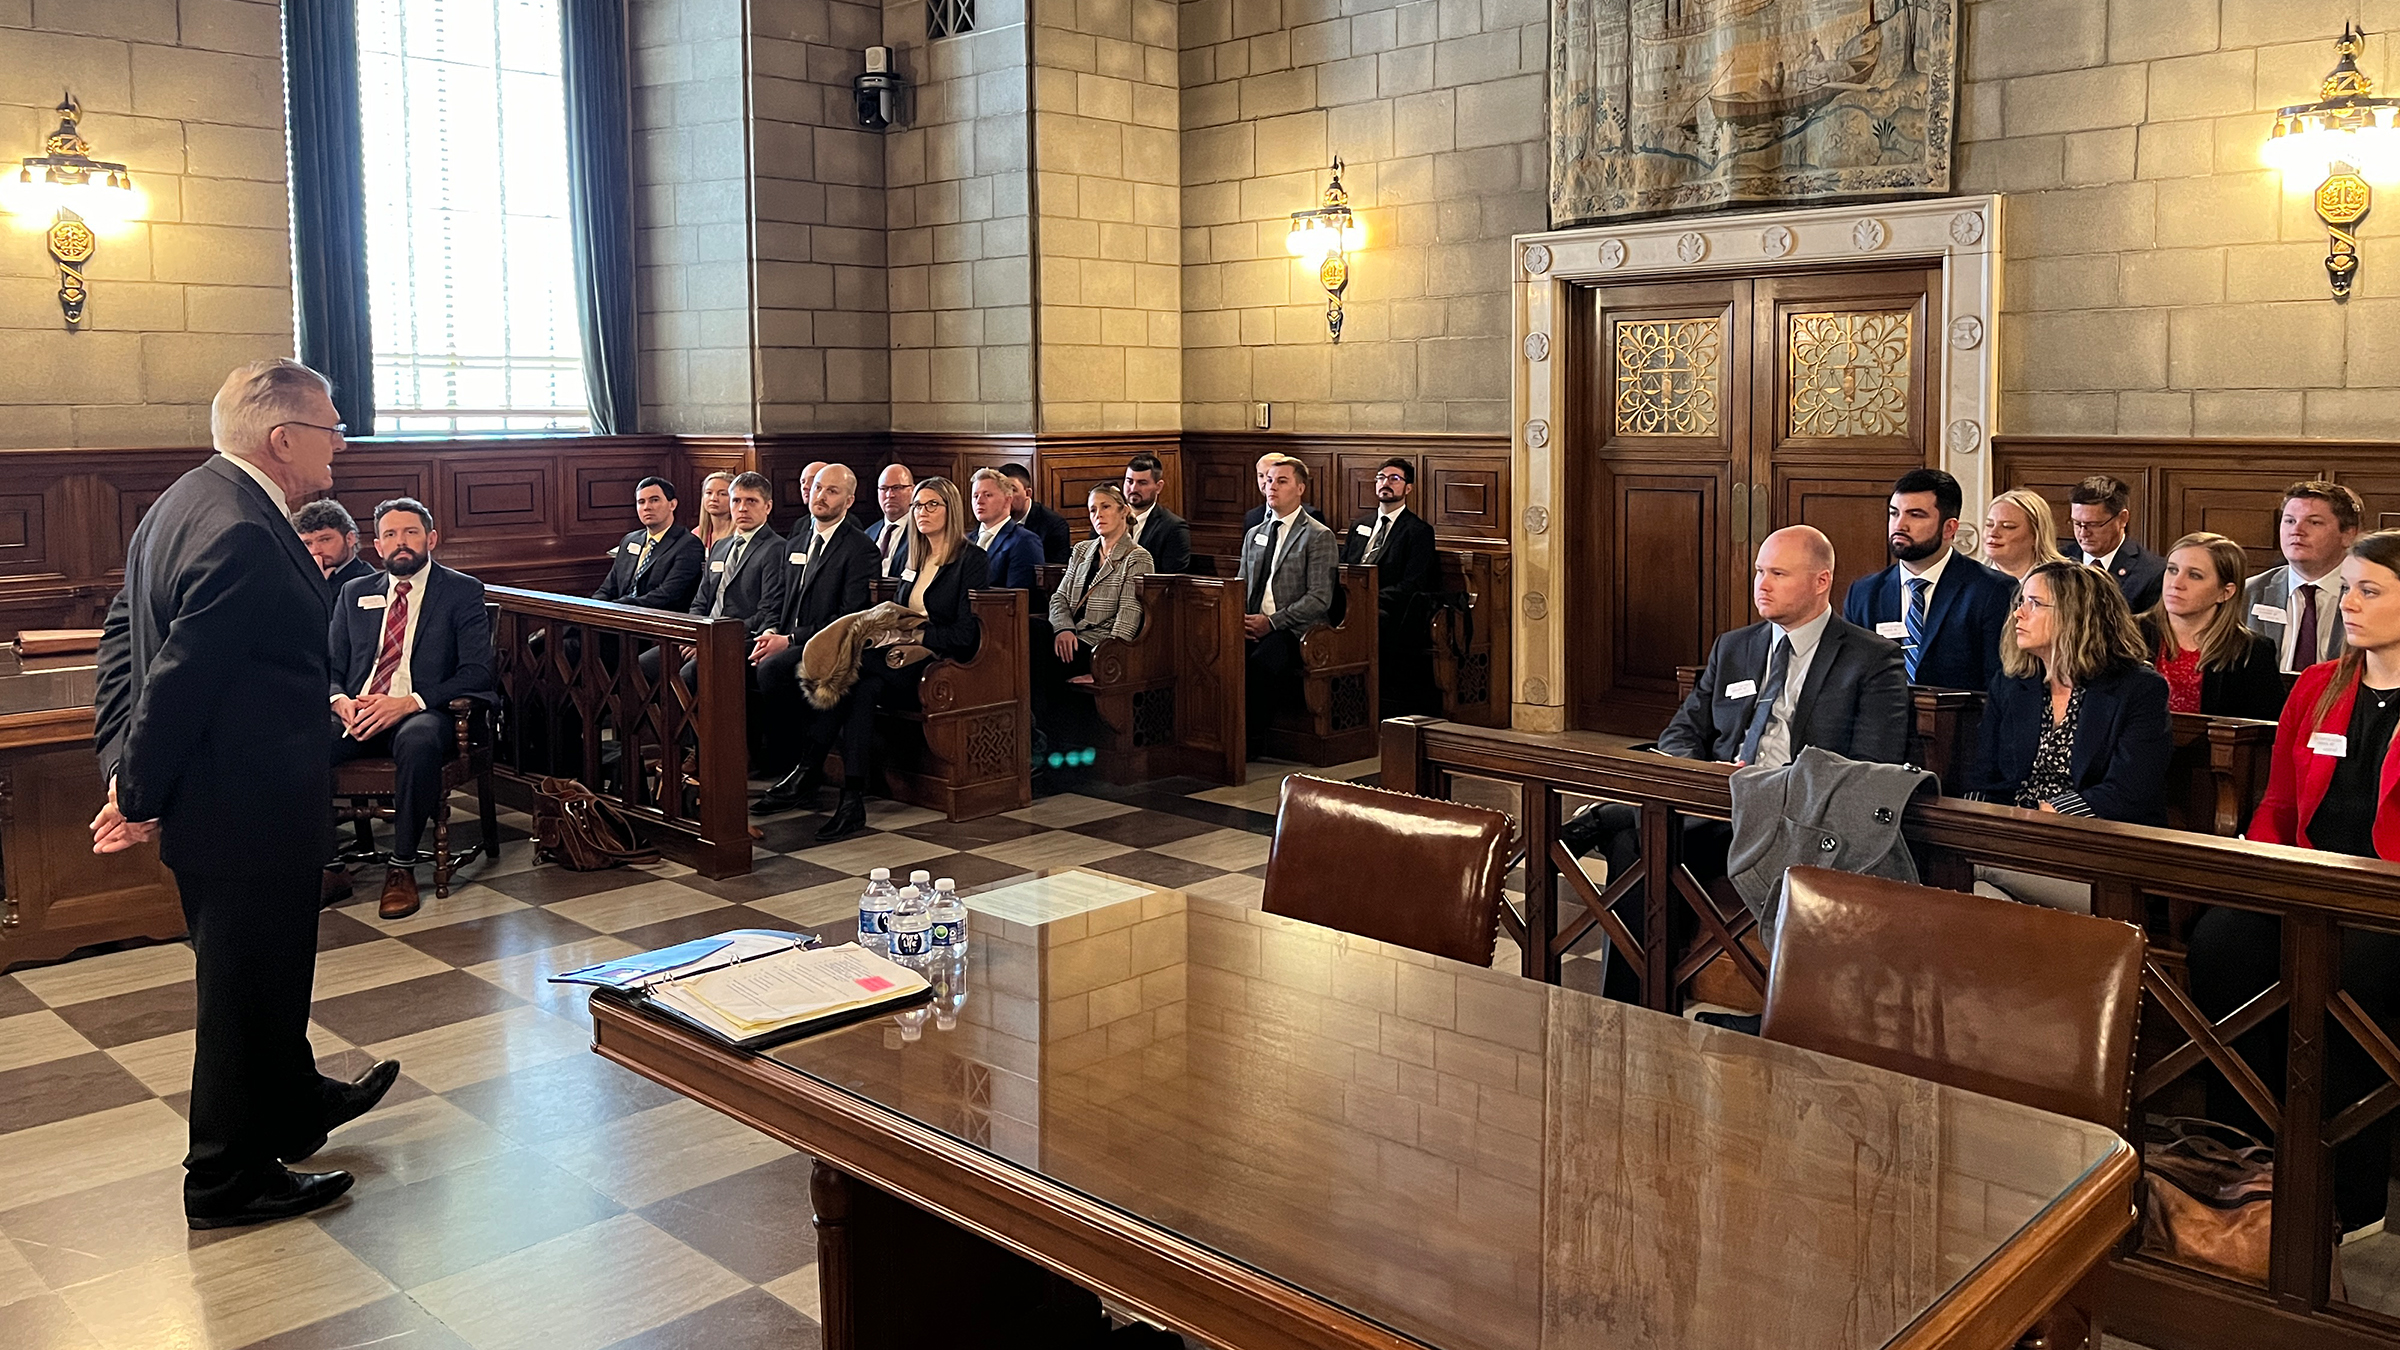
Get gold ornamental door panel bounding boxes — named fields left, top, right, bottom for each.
left=1613, top=317, right=1726, bottom=438
left=1787, top=310, right=1914, bottom=441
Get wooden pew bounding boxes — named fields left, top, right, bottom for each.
left=1260, top=564, right=1379, bottom=765
left=864, top=583, right=1033, bottom=821
left=1427, top=548, right=1511, bottom=727
left=1028, top=567, right=1246, bottom=786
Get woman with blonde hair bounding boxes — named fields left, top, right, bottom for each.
left=694, top=471, right=736, bottom=550
left=1980, top=487, right=2071, bottom=580
left=1038, top=483, right=1156, bottom=749
left=2138, top=531, right=2285, bottom=720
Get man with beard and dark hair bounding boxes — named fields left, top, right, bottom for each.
left=1341, top=457, right=1438, bottom=716
left=329, top=497, right=496, bottom=919
left=1842, top=468, right=2015, bottom=692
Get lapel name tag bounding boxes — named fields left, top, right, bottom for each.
left=1875, top=621, right=1908, bottom=639
left=1354, top=524, right=1373, bottom=536
left=710, top=560, right=728, bottom=572
left=2252, top=603, right=2288, bottom=624
left=789, top=551, right=806, bottom=565
left=1725, top=679, right=1758, bottom=699
left=902, top=568, right=918, bottom=582
left=358, top=594, right=388, bottom=609
left=2310, top=732, right=2349, bottom=758
left=1253, top=532, right=1271, bottom=546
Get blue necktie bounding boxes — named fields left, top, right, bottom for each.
left=1737, top=636, right=1792, bottom=765
left=1903, top=577, right=1929, bottom=683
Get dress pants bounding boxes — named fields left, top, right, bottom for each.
left=1583, top=804, right=1731, bottom=1004
left=801, top=657, right=929, bottom=784
left=1032, top=640, right=1102, bottom=746
left=178, top=866, right=339, bottom=1212
left=332, top=709, right=452, bottom=859
left=1378, top=624, right=1437, bottom=718
left=753, top=645, right=813, bottom=770
left=1244, top=628, right=1303, bottom=755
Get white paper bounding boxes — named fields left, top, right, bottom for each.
left=1724, top=679, right=1757, bottom=699
left=654, top=943, right=927, bottom=1036
left=965, top=872, right=1153, bottom=926
left=2310, top=732, right=2349, bottom=759
left=1875, top=621, right=1908, bottom=639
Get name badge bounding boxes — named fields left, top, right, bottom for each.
left=1875, top=621, right=1908, bottom=640
left=2252, top=603, right=2288, bottom=625
left=2311, top=732, right=2349, bottom=758
left=606, top=545, right=620, bottom=557
left=710, top=560, right=728, bottom=573
left=789, top=551, right=807, bottom=565
left=1254, top=532, right=1271, bottom=546
left=1725, top=679, right=1758, bottom=699
left=358, top=594, right=388, bottom=610
left=902, top=568, right=918, bottom=582
left=1354, top=524, right=1373, bottom=536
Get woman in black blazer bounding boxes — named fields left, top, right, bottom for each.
left=2138, top=531, right=2287, bottom=722
left=807, top=476, right=988, bottom=842
left=1964, top=560, right=2173, bottom=826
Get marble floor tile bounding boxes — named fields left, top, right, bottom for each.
left=0, top=1220, right=53, bottom=1306
left=57, top=1213, right=393, bottom=1350
left=893, top=813, right=1050, bottom=849
left=460, top=935, right=640, bottom=1015
left=397, top=907, right=612, bottom=968
left=786, top=830, right=957, bottom=877
left=599, top=1286, right=822, bottom=1350
left=760, top=1263, right=822, bottom=1321
left=367, top=1005, right=590, bottom=1095
left=0, top=1166, right=236, bottom=1291
left=312, top=1094, right=515, bottom=1196
left=1147, top=826, right=1273, bottom=872
left=236, top=1291, right=475, bottom=1350
left=1069, top=808, right=1224, bottom=850
left=974, top=830, right=1133, bottom=872
left=1183, top=872, right=1267, bottom=908
left=0, top=1052, right=155, bottom=1135
left=533, top=1098, right=794, bottom=1211
left=310, top=938, right=455, bottom=1002
left=0, top=975, right=44, bottom=1018
left=441, top=1050, right=679, bottom=1149
left=1081, top=849, right=1229, bottom=891
left=1, top=1291, right=104, bottom=1349
left=12, top=942, right=194, bottom=1008
left=747, top=879, right=871, bottom=930
left=1002, top=793, right=1140, bottom=827
left=892, top=849, right=1034, bottom=893
left=860, top=800, right=945, bottom=831
left=50, top=981, right=198, bottom=1050
left=407, top=1212, right=747, bottom=1350
left=632, top=1152, right=818, bottom=1285
left=543, top=880, right=729, bottom=936
left=340, top=884, right=529, bottom=936
left=311, top=1147, right=624, bottom=1288
left=665, top=854, right=849, bottom=905
left=0, top=1009, right=99, bottom=1074
left=0, top=1099, right=189, bottom=1210
left=312, top=971, right=526, bottom=1048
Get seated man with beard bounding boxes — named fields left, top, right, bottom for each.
left=329, top=497, right=496, bottom=920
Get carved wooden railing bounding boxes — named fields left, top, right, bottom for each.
left=1383, top=715, right=2400, bottom=1350
left=486, top=586, right=751, bottom=878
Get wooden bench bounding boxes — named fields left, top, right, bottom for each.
left=1262, top=564, right=1379, bottom=765
left=1427, top=548, right=1511, bottom=727
left=1029, top=567, right=1246, bottom=786
left=865, top=583, right=1033, bottom=821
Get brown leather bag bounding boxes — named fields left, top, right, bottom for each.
left=533, top=777, right=660, bottom=871
left=2140, top=1117, right=2274, bottom=1285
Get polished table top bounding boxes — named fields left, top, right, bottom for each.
left=715, top=872, right=2133, bottom=1350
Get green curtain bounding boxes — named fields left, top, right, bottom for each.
left=561, top=0, right=639, bottom=434
left=281, top=0, right=375, bottom=432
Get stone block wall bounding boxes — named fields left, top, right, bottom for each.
left=0, top=0, right=293, bottom=447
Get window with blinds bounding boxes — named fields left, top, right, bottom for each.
left=358, top=0, right=589, bottom=434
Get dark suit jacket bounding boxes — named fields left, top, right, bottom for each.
left=975, top=519, right=1044, bottom=589
left=2140, top=620, right=2288, bottom=722
left=1020, top=501, right=1072, bottom=563
left=1965, top=662, right=2173, bottom=824
left=1658, top=613, right=1910, bottom=765
left=2066, top=537, right=2169, bottom=613
left=95, top=456, right=335, bottom=875
left=330, top=561, right=496, bottom=709
left=766, top=520, right=880, bottom=641
left=904, top=545, right=992, bottom=661
left=594, top=523, right=705, bottom=611
left=1843, top=553, right=2015, bottom=692
left=326, top=552, right=376, bottom=595
left=868, top=516, right=912, bottom=578
left=1340, top=507, right=1437, bottom=627
left=1130, top=504, right=1191, bottom=574
left=687, top=526, right=785, bottom=628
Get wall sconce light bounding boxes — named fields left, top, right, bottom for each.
left=2263, top=25, right=2400, bottom=299
left=1286, top=157, right=1363, bottom=342
left=2, top=93, right=142, bottom=330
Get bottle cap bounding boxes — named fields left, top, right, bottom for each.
left=899, top=1021, right=922, bottom=1041
left=910, top=869, right=932, bottom=884
left=935, top=1012, right=957, bottom=1030
left=870, top=867, right=890, bottom=880
left=936, top=878, right=955, bottom=892
left=897, top=885, right=918, bottom=900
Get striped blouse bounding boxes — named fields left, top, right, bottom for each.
left=1048, top=538, right=1155, bottom=645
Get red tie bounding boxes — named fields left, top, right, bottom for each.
left=366, top=581, right=412, bottom=695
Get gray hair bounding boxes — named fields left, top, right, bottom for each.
left=292, top=498, right=357, bottom=537
left=210, top=358, right=333, bottom=457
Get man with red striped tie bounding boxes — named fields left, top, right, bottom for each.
left=329, top=497, right=496, bottom=919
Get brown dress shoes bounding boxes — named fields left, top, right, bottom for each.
left=378, top=864, right=421, bottom=920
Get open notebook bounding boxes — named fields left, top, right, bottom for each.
left=561, top=933, right=932, bottom=1050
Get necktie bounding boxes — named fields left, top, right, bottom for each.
left=881, top=523, right=900, bottom=566
left=2296, top=581, right=2321, bottom=669
left=1736, top=635, right=1792, bottom=765
left=634, top=534, right=659, bottom=579
left=1365, top=514, right=1391, bottom=562
left=709, top=536, right=746, bottom=619
left=366, top=581, right=412, bottom=696
left=1247, top=519, right=1283, bottom=613
left=1903, top=576, right=1930, bottom=683
left=980, top=525, right=997, bottom=549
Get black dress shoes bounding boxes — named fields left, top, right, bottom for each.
left=281, top=1058, right=401, bottom=1163
left=187, top=1167, right=354, bottom=1230
left=753, top=764, right=824, bottom=815
left=814, top=790, right=868, bottom=842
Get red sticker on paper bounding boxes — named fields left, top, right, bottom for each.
left=855, top=975, right=894, bottom=991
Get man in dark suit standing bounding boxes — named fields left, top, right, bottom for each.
left=752, top=464, right=881, bottom=812
left=295, top=498, right=376, bottom=593
left=330, top=498, right=497, bottom=920
left=867, top=462, right=915, bottom=578
left=93, top=359, right=398, bottom=1230
left=1122, top=453, right=1190, bottom=573
left=1341, top=457, right=1438, bottom=716
left=1843, top=468, right=2015, bottom=692
left=594, top=476, right=705, bottom=610
left=998, top=462, right=1072, bottom=563
left=2066, top=473, right=2168, bottom=612
left=1565, top=526, right=1908, bottom=1001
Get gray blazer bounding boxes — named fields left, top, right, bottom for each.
left=2244, top=564, right=2348, bottom=671
left=1238, top=511, right=1339, bottom=633
left=1049, top=538, right=1155, bottom=645
left=1727, top=747, right=1936, bottom=946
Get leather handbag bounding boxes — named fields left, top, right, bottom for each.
left=533, top=777, right=659, bottom=871
left=2139, top=1117, right=2275, bottom=1285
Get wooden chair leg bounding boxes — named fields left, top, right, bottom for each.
left=479, top=770, right=500, bottom=859
left=433, top=796, right=453, bottom=899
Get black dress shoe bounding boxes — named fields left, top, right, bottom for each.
left=281, top=1058, right=401, bottom=1163
left=1558, top=804, right=1608, bottom=857
left=753, top=764, right=824, bottom=815
left=188, top=1168, right=354, bottom=1230
left=814, top=790, right=868, bottom=842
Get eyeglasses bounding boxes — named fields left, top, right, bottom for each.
left=910, top=499, right=943, bottom=512
left=1373, top=472, right=1408, bottom=483
left=276, top=420, right=346, bottom=438
left=2014, top=595, right=2052, bottom=612
left=878, top=483, right=914, bottom=493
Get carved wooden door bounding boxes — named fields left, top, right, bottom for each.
left=1569, top=266, right=1940, bottom=735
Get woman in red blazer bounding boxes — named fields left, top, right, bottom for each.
left=2189, top=529, right=2400, bottom=1240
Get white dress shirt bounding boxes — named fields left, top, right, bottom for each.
left=1898, top=542, right=1956, bottom=607
left=2283, top=564, right=2344, bottom=668
left=1258, top=506, right=1306, bottom=617
left=1751, top=604, right=1834, bottom=771
left=2083, top=546, right=2120, bottom=573
left=336, top=567, right=433, bottom=711
left=221, top=452, right=290, bottom=517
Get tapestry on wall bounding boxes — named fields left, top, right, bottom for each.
left=1550, top=0, right=1958, bottom=226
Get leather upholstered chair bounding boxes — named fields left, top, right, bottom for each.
left=335, top=697, right=500, bottom=899
left=1262, top=774, right=1513, bottom=967
left=1762, top=866, right=2144, bottom=1130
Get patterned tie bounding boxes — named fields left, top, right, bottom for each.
left=1737, top=636, right=1792, bottom=765
left=1365, top=513, right=1391, bottom=563
left=709, top=536, right=746, bottom=619
left=366, top=581, right=412, bottom=696
left=1247, top=518, right=1283, bottom=614
left=633, top=533, right=659, bottom=580
left=1902, top=577, right=1930, bottom=683
left=2296, top=582, right=2321, bottom=670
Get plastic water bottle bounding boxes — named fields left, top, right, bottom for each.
left=893, top=1001, right=931, bottom=1042
left=908, top=868, right=932, bottom=895
left=933, top=947, right=970, bottom=1032
left=928, top=877, right=967, bottom=954
left=856, top=868, right=897, bottom=953
left=889, top=884, right=932, bottom=962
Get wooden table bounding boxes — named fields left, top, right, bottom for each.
left=590, top=872, right=2137, bottom=1350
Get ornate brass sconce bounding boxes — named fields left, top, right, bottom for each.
left=4, top=94, right=140, bottom=329
left=2263, top=26, right=2400, bottom=299
left=1286, top=157, right=1363, bottom=342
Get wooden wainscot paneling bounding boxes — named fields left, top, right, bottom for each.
left=1993, top=436, right=2400, bottom=563
left=1034, top=433, right=1179, bottom=525
left=0, top=446, right=215, bottom=636
left=1182, top=432, right=1511, bottom=557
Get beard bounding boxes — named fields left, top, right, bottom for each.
left=383, top=548, right=428, bottom=577
left=1889, top=532, right=1945, bottom=564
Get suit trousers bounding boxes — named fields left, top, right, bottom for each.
left=178, top=865, right=338, bottom=1212
left=753, top=645, right=813, bottom=769
left=803, top=656, right=930, bottom=784
left=332, top=709, right=452, bottom=859
left=1583, top=804, right=1731, bottom=1004
left=1032, top=640, right=1101, bottom=747
left=1378, top=625, right=1437, bottom=719
left=1245, top=629, right=1303, bottom=753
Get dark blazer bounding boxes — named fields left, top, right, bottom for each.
left=1244, top=502, right=1327, bottom=531
left=1965, top=662, right=2173, bottom=824
left=766, top=520, right=880, bottom=641
left=974, top=519, right=1045, bottom=590
left=594, top=523, right=705, bottom=611
left=868, top=516, right=912, bottom=578
left=687, top=525, right=785, bottom=627
left=326, top=552, right=376, bottom=594
left=2066, top=537, right=2169, bottom=613
left=330, top=561, right=496, bottom=708
left=95, top=456, right=334, bottom=875
left=1021, top=501, right=1073, bottom=564
left=1340, top=507, right=1437, bottom=626
left=1130, top=504, right=1191, bottom=574
left=1658, top=613, right=1910, bottom=766
left=1843, top=553, right=2015, bottom=692
left=2140, top=619, right=2288, bottom=722
left=903, top=545, right=991, bottom=661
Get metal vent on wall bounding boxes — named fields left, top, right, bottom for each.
left=928, top=0, right=973, bottom=40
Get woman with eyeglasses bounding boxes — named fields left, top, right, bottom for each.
left=2138, top=531, right=2287, bottom=721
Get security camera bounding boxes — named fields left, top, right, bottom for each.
left=855, top=47, right=903, bottom=130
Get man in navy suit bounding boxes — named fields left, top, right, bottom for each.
left=2066, top=473, right=2168, bottom=612
left=752, top=465, right=883, bottom=812
left=330, top=498, right=496, bottom=920
left=1843, top=468, right=2014, bottom=692
left=295, top=499, right=376, bottom=594
left=867, top=462, right=915, bottom=578
left=998, top=462, right=1073, bottom=563
left=594, top=477, right=705, bottom=610
left=969, top=467, right=1045, bottom=589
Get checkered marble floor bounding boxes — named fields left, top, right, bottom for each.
left=0, top=757, right=1393, bottom=1350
